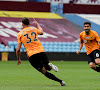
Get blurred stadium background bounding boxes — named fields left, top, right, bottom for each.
left=0, top=0, right=100, bottom=90
left=0, top=0, right=100, bottom=61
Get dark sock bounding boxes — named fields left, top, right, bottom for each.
left=98, top=65, right=100, bottom=68
left=92, top=66, right=100, bottom=72
left=45, top=72, right=62, bottom=83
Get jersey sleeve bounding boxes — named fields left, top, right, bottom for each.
left=36, top=28, right=41, bottom=34
left=80, top=33, right=83, bottom=43
left=17, top=33, right=22, bottom=43
left=95, top=31, right=100, bottom=42
left=33, top=27, right=41, bottom=34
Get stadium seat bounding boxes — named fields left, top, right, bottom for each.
left=9, top=48, right=14, bottom=52
left=21, top=44, right=25, bottom=49
left=53, top=48, right=58, bottom=52
left=0, top=44, right=5, bottom=48
left=48, top=48, right=53, bottom=52
left=75, top=43, right=80, bottom=46
left=62, top=42, right=67, bottom=46
left=0, top=48, right=4, bottom=52
left=13, top=41, right=17, bottom=46
left=41, top=41, right=45, bottom=46
left=49, top=42, right=54, bottom=46
left=53, top=42, right=58, bottom=45
left=8, top=41, right=14, bottom=46
left=66, top=42, right=71, bottom=46
left=45, top=42, right=49, bottom=46
left=58, top=48, right=63, bottom=52
left=20, top=48, right=24, bottom=52
left=44, top=48, right=48, bottom=52
left=6, top=41, right=87, bottom=52
left=4, top=48, right=9, bottom=52
left=70, top=42, right=76, bottom=46
left=70, top=49, right=76, bottom=52
left=24, top=49, right=26, bottom=52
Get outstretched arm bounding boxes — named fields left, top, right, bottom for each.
left=33, top=18, right=43, bottom=35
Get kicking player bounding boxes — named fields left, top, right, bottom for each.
left=76, top=21, right=100, bottom=72
left=16, top=17, right=65, bottom=86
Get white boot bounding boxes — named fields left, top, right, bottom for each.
left=60, top=81, right=66, bottom=86
left=48, top=63, right=59, bottom=72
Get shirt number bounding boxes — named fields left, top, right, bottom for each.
left=96, top=53, right=99, bottom=57
left=24, top=32, right=37, bottom=43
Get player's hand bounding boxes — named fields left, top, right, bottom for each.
left=33, top=18, right=38, bottom=26
left=17, top=59, right=21, bottom=65
left=76, top=50, right=80, bottom=55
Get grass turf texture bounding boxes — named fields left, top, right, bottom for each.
left=0, top=61, right=99, bottom=90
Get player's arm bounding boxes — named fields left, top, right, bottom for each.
left=33, top=18, right=43, bottom=35
left=95, top=31, right=100, bottom=47
left=98, top=41, right=100, bottom=46
left=76, top=33, right=83, bottom=54
left=16, top=42, right=21, bottom=65
left=16, top=34, right=21, bottom=65
left=76, top=41, right=83, bottom=55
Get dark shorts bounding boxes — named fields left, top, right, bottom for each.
left=87, top=49, right=100, bottom=64
left=29, top=52, right=51, bottom=71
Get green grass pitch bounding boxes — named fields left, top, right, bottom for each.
left=0, top=61, right=99, bottom=90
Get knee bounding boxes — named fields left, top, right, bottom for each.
left=95, top=58, right=100, bottom=64
left=40, top=67, right=47, bottom=74
left=41, top=70, right=46, bottom=74
left=89, top=65, right=95, bottom=69
left=89, top=63, right=95, bottom=69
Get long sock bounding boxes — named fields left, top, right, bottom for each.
left=45, top=72, right=62, bottom=83
left=92, top=66, right=100, bottom=72
left=98, top=64, right=100, bottom=68
left=98, top=63, right=100, bottom=66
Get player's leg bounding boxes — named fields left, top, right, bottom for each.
left=40, top=66, right=65, bottom=86
left=95, top=58, right=100, bottom=68
left=40, top=52, right=51, bottom=71
left=39, top=52, right=65, bottom=86
left=42, top=52, right=58, bottom=72
left=89, top=62, right=96, bottom=71
left=94, top=49, right=100, bottom=71
left=88, top=50, right=100, bottom=72
left=29, top=53, right=65, bottom=86
left=95, top=58, right=100, bottom=70
left=89, top=61, right=100, bottom=72
left=88, top=51, right=100, bottom=72
left=48, top=63, right=59, bottom=72
left=94, top=50, right=100, bottom=66
left=41, top=67, right=59, bottom=81
left=88, top=61, right=100, bottom=72
left=95, top=58, right=100, bottom=66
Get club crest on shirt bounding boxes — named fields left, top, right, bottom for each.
left=84, top=40, right=87, bottom=43
left=90, top=36, right=92, bottom=39
left=86, top=37, right=89, bottom=39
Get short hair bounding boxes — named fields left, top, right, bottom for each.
left=84, top=21, right=91, bottom=26
left=22, top=17, right=30, bottom=25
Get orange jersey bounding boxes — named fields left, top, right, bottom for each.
left=17, top=27, right=44, bottom=57
left=80, top=30, right=100, bottom=55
